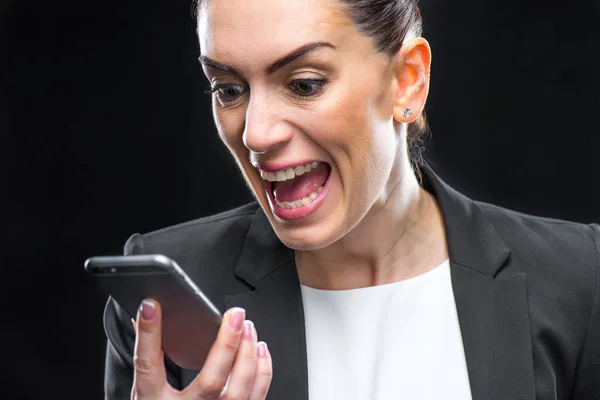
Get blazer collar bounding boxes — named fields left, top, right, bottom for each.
left=233, top=204, right=294, bottom=288
left=232, top=164, right=511, bottom=286
left=221, top=165, right=534, bottom=400
left=420, top=165, right=511, bottom=276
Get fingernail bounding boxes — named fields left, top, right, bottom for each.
left=257, top=342, right=268, bottom=358
left=140, top=300, right=156, bottom=322
left=242, top=320, right=255, bottom=341
left=229, top=307, right=245, bottom=332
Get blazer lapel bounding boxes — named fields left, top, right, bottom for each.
left=227, top=209, right=307, bottom=400
left=422, top=166, right=535, bottom=400
left=451, top=266, right=535, bottom=400
left=179, top=210, right=306, bottom=398
left=225, top=260, right=308, bottom=400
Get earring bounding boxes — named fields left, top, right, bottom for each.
left=403, top=108, right=413, bottom=118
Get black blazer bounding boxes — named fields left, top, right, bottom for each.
left=103, top=167, right=600, bottom=400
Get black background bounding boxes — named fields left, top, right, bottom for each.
left=1, top=0, right=598, bottom=398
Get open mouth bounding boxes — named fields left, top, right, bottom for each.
left=260, top=161, right=332, bottom=216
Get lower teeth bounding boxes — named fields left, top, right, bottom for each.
left=274, top=186, right=324, bottom=209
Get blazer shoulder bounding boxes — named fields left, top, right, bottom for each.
left=477, top=200, right=597, bottom=240
left=141, top=202, right=259, bottom=239
left=122, top=202, right=260, bottom=304
left=477, top=201, right=598, bottom=289
left=124, top=202, right=260, bottom=254
left=477, top=200, right=597, bottom=256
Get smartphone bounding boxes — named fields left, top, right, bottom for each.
left=84, top=254, right=222, bottom=370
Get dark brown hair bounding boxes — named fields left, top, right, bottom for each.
left=194, top=0, right=430, bottom=166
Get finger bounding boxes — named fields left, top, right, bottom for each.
left=249, top=342, right=273, bottom=400
left=185, top=307, right=246, bottom=399
left=220, top=320, right=258, bottom=399
left=133, top=299, right=168, bottom=398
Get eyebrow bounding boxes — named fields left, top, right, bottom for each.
left=199, top=41, right=336, bottom=76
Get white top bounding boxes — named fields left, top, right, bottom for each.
left=300, top=259, right=473, bottom=400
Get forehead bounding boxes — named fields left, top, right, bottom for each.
left=198, top=0, right=353, bottom=65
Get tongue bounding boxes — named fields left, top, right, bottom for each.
left=274, top=163, right=330, bottom=203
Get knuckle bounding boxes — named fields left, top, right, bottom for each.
left=196, top=377, right=224, bottom=397
left=133, top=354, right=160, bottom=375
left=258, top=366, right=273, bottom=379
left=220, top=393, right=244, bottom=400
left=137, top=322, right=155, bottom=335
left=252, top=386, right=270, bottom=400
left=220, top=336, right=240, bottom=353
left=242, top=350, right=257, bottom=364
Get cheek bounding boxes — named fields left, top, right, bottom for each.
left=317, top=80, right=397, bottom=209
left=315, top=86, right=373, bottom=147
left=317, top=82, right=388, bottom=172
left=214, top=108, right=246, bottom=154
left=214, top=108, right=263, bottom=195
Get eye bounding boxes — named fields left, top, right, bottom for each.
left=289, top=79, right=328, bottom=97
left=206, top=84, right=247, bottom=104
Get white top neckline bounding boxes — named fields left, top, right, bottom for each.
left=300, top=258, right=450, bottom=294
left=300, top=258, right=473, bottom=400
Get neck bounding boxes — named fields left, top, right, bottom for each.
left=295, top=160, right=448, bottom=290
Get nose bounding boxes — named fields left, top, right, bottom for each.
left=242, top=94, right=293, bottom=154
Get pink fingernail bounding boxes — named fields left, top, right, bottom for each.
left=257, top=342, right=268, bottom=358
left=242, top=320, right=255, bottom=341
left=229, top=307, right=246, bottom=332
left=140, top=300, right=156, bottom=322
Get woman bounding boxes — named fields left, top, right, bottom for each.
left=103, top=0, right=600, bottom=399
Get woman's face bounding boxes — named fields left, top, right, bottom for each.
left=198, top=0, right=408, bottom=250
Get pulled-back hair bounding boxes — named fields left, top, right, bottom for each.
left=338, top=0, right=429, bottom=167
left=194, top=0, right=430, bottom=166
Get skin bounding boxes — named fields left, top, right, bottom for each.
left=132, top=1, right=447, bottom=398
left=131, top=302, right=272, bottom=399
left=198, top=0, right=448, bottom=290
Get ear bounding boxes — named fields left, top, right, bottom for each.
left=391, top=37, right=432, bottom=123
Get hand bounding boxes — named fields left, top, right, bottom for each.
left=131, top=299, right=272, bottom=400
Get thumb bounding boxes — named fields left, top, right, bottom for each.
left=133, top=299, right=168, bottom=398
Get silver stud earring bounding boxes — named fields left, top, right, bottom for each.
left=403, top=108, right=413, bottom=118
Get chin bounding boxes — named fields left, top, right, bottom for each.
left=275, top=230, right=331, bottom=251
left=268, top=216, right=343, bottom=251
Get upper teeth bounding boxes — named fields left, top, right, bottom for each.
left=260, top=162, right=319, bottom=182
